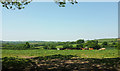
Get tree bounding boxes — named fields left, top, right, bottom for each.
left=69, top=45, right=73, bottom=48
left=48, top=44, right=56, bottom=49
left=70, top=41, right=76, bottom=44
left=1, top=0, right=78, bottom=10
left=112, top=42, right=116, bottom=45
left=87, top=40, right=98, bottom=44
left=85, top=40, right=101, bottom=49
left=76, top=44, right=84, bottom=48
left=43, top=45, right=48, bottom=49
left=55, top=0, right=78, bottom=7
left=102, top=41, right=108, bottom=46
left=1, top=0, right=31, bottom=10
left=24, top=42, right=30, bottom=48
left=102, top=41, right=108, bottom=47
left=114, top=43, right=118, bottom=48
left=87, top=42, right=101, bottom=49
left=76, top=39, right=84, bottom=44
left=111, top=42, right=118, bottom=48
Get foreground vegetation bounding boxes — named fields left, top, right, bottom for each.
left=2, top=54, right=120, bottom=71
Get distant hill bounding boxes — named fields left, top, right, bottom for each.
left=2, top=38, right=118, bottom=43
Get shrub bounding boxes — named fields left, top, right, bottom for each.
left=76, top=44, right=84, bottom=48
left=76, top=39, right=84, bottom=44
left=43, top=45, right=48, bottom=49
left=112, top=42, right=116, bottom=45
left=86, top=40, right=101, bottom=49
left=48, top=44, right=56, bottom=49
left=24, top=42, right=30, bottom=48
left=2, top=57, right=35, bottom=70
left=102, top=42, right=108, bottom=46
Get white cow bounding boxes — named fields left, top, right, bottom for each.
left=57, top=48, right=60, bottom=50
left=99, top=48, right=106, bottom=50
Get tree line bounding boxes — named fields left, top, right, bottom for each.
left=2, top=39, right=118, bottom=50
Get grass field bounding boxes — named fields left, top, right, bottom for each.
left=2, top=38, right=120, bottom=70
left=2, top=47, right=119, bottom=58
left=97, top=38, right=117, bottom=43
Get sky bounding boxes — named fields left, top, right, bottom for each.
left=2, top=2, right=118, bottom=41
left=0, top=6, right=2, bottom=41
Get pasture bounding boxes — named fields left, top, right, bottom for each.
left=2, top=38, right=120, bottom=71
left=2, top=48, right=120, bottom=71
left=2, top=47, right=119, bottom=58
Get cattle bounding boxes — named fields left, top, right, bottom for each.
left=89, top=48, right=93, bottom=50
left=81, top=48, right=85, bottom=50
left=57, top=48, right=60, bottom=50
left=99, top=48, right=106, bottom=50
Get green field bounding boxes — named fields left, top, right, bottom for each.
left=2, top=47, right=120, bottom=71
left=2, top=38, right=120, bottom=71
left=2, top=48, right=119, bottom=58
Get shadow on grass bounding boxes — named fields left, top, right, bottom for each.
left=2, top=57, right=37, bottom=71
left=2, top=54, right=120, bottom=71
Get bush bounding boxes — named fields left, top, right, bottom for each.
left=76, top=44, right=84, bottom=48
left=43, top=45, right=48, bottom=49
left=102, top=42, right=108, bottom=47
left=112, top=42, right=116, bottom=45
left=86, top=40, right=101, bottom=49
left=48, top=44, right=56, bottom=49
left=43, top=44, right=56, bottom=50
left=76, top=39, right=84, bottom=44
left=24, top=42, right=30, bottom=48
left=2, top=42, right=31, bottom=50
left=2, top=57, right=35, bottom=70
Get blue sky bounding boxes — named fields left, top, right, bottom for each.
left=2, top=2, right=118, bottom=41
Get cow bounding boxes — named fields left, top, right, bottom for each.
left=99, top=48, right=106, bottom=50
left=89, top=48, right=93, bottom=50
